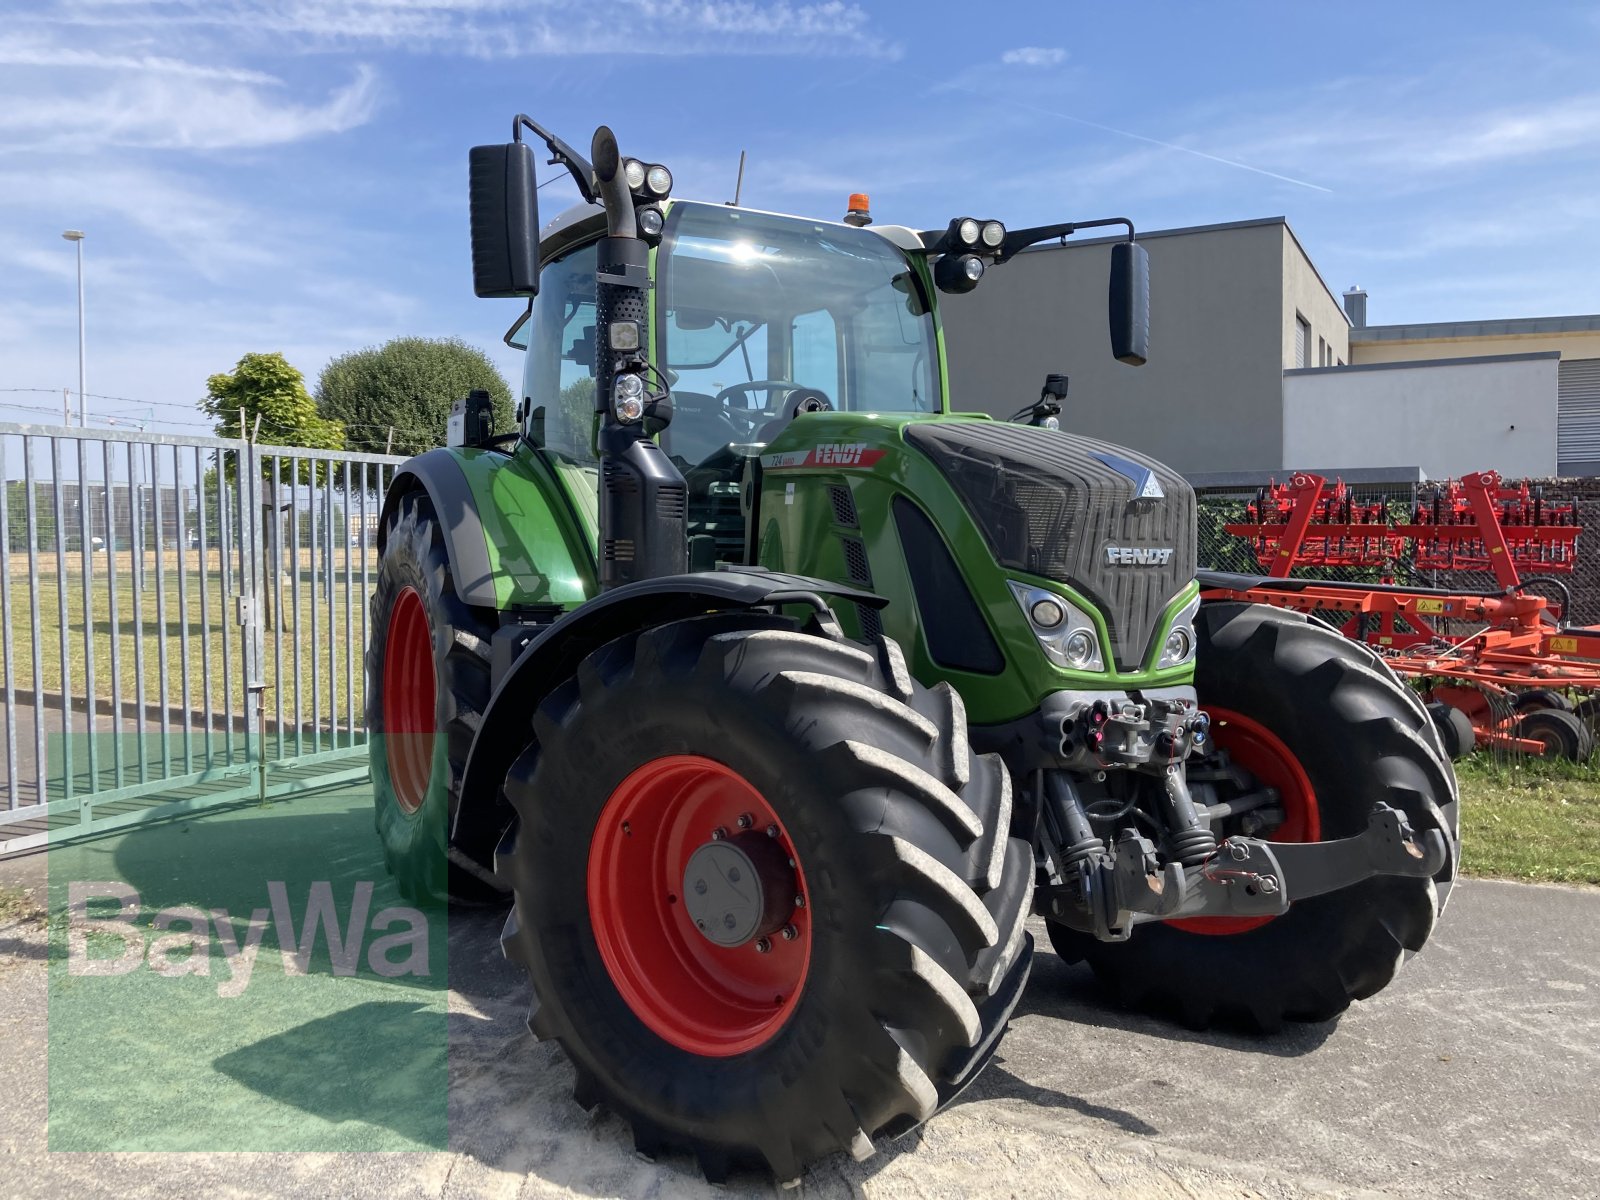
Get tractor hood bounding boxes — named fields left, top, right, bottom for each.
left=902, top=421, right=1196, bottom=671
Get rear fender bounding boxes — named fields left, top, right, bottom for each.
left=450, top=570, right=885, bottom=875
left=378, top=444, right=597, bottom=610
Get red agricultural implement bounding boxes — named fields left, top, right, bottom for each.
left=1210, top=471, right=1595, bottom=760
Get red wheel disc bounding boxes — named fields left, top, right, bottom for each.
left=587, top=755, right=811, bottom=1057
left=1168, top=706, right=1320, bottom=936
left=382, top=586, right=436, bottom=815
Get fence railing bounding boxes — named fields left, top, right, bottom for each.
left=0, top=421, right=407, bottom=853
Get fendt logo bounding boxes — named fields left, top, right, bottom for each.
left=812, top=443, right=871, bottom=466
left=761, top=443, right=886, bottom=470
left=1105, top=545, right=1175, bottom=566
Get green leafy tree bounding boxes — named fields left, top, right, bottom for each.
left=314, top=336, right=515, bottom=457
left=202, top=352, right=345, bottom=480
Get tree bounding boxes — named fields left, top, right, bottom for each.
left=202, top=352, right=346, bottom=471
left=314, top=337, right=515, bottom=457
left=203, top=353, right=344, bottom=631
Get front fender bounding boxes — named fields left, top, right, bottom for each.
left=449, top=569, right=884, bottom=871
left=378, top=444, right=597, bottom=609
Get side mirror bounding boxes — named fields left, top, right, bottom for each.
left=469, top=142, right=539, bottom=298
left=1108, top=240, right=1149, bottom=366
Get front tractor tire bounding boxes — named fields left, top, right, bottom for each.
left=497, top=614, right=1034, bottom=1181
left=366, top=491, right=496, bottom=905
left=1050, top=602, right=1460, bottom=1032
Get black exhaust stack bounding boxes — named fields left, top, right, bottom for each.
left=590, top=126, right=687, bottom=590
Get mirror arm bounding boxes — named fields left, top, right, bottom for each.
left=512, top=113, right=598, bottom=204
left=993, top=217, right=1136, bottom=264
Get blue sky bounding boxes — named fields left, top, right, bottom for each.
left=3, top=0, right=1599, bottom=435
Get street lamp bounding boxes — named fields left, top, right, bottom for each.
left=61, top=230, right=86, bottom=427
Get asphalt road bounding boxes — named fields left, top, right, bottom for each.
left=3, top=791, right=1597, bottom=1199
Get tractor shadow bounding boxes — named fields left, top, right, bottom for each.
left=1017, top=939, right=1340, bottom=1058
left=431, top=909, right=1174, bottom=1194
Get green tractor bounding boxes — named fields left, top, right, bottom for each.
left=367, top=116, right=1459, bottom=1181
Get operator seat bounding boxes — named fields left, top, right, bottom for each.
left=668, top=391, right=743, bottom=466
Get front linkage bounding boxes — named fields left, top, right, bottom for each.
left=1026, top=686, right=1447, bottom=941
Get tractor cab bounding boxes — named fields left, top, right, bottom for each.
left=513, top=199, right=944, bottom=561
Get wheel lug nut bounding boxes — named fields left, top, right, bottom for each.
left=780, top=925, right=797, bottom=941
left=755, top=937, right=772, bottom=954
left=794, top=894, right=805, bottom=909
left=711, top=827, right=727, bottom=841
left=766, top=824, right=779, bottom=838
left=737, top=813, right=753, bottom=830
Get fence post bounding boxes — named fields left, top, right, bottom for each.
left=237, top=434, right=265, bottom=790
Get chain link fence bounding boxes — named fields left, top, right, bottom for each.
left=1197, top=476, right=1600, bottom=630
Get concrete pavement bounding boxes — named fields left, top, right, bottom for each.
left=1, top=786, right=1596, bottom=1198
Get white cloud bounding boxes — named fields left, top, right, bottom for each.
left=18, top=0, right=901, bottom=59
left=0, top=35, right=283, bottom=85
left=0, top=66, right=379, bottom=152
left=1001, top=46, right=1066, bottom=68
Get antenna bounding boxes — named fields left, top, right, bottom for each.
left=727, top=150, right=746, bottom=207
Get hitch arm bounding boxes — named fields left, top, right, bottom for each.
left=1267, top=803, right=1448, bottom=902
left=1042, top=802, right=1448, bottom=937
left=1164, top=802, right=1447, bottom=923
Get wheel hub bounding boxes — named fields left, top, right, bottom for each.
left=586, top=755, right=813, bottom=1056
left=683, top=833, right=795, bottom=948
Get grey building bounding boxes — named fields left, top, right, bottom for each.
left=940, top=217, right=1349, bottom=478
left=941, top=215, right=1592, bottom=482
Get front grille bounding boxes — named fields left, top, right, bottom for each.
left=841, top=536, right=872, bottom=585
left=905, top=422, right=1195, bottom=671
left=829, top=484, right=859, bottom=528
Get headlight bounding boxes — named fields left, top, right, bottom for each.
left=1163, top=627, right=1191, bottom=661
left=1030, top=598, right=1065, bottom=628
left=957, top=217, right=980, bottom=246
left=1063, top=630, right=1098, bottom=668
left=1156, top=592, right=1201, bottom=668
left=644, top=163, right=672, bottom=198
left=981, top=220, right=1005, bottom=248
left=1009, top=581, right=1104, bottom=672
left=613, top=372, right=645, bottom=422
left=638, top=207, right=664, bottom=237
left=934, top=252, right=985, bottom=294
left=623, top=158, right=647, bottom=191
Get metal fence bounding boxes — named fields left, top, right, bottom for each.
left=0, top=421, right=406, bottom=853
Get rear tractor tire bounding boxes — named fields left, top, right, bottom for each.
left=1049, top=602, right=1460, bottom=1032
left=366, top=491, right=499, bottom=905
left=497, top=614, right=1034, bottom=1181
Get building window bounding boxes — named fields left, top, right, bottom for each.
left=1318, top=335, right=1327, bottom=366
left=1295, top=314, right=1310, bottom=368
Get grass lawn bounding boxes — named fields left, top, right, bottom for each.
left=1457, top=753, right=1600, bottom=885
left=0, top=547, right=376, bottom=731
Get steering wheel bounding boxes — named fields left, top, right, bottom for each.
left=713, top=379, right=805, bottom=418
left=717, top=379, right=834, bottom=423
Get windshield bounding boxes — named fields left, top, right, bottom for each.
left=657, top=202, right=939, bottom=464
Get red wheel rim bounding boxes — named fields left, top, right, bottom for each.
left=1168, top=706, right=1320, bottom=936
left=382, top=586, right=436, bottom=815
left=587, top=755, right=811, bottom=1057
